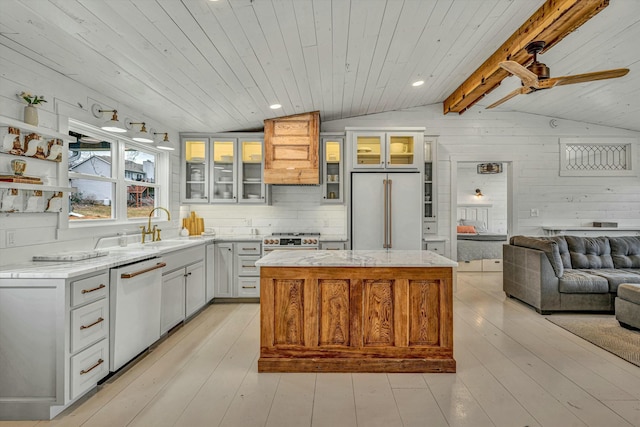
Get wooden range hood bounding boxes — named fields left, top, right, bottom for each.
left=263, top=111, right=320, bottom=185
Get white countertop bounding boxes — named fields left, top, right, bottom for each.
left=255, top=249, right=458, bottom=268
left=0, top=237, right=215, bottom=279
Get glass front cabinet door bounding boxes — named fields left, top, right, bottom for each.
left=351, top=131, right=421, bottom=169
left=211, top=138, right=237, bottom=203
left=322, top=136, right=343, bottom=203
left=183, top=137, right=209, bottom=203
left=239, top=138, right=266, bottom=203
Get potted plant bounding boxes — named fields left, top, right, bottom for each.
left=19, top=91, right=47, bottom=126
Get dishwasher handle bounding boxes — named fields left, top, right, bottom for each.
left=120, top=262, right=167, bottom=279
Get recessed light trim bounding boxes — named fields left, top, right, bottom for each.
left=412, top=80, right=424, bottom=87
left=270, top=104, right=282, bottom=109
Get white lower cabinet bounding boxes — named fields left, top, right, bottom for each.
left=214, top=241, right=261, bottom=299
left=185, top=261, right=206, bottom=317
left=161, top=269, right=186, bottom=334
left=160, top=246, right=206, bottom=335
left=0, top=269, right=110, bottom=420
left=423, top=239, right=446, bottom=255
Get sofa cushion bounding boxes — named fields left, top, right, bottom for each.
left=510, top=235, right=565, bottom=277
left=582, top=269, right=640, bottom=293
left=547, top=236, right=571, bottom=268
left=558, top=270, right=609, bottom=293
left=618, top=283, right=640, bottom=304
left=564, top=236, right=613, bottom=269
left=609, top=236, right=640, bottom=268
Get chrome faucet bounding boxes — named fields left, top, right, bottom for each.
left=141, top=207, right=171, bottom=243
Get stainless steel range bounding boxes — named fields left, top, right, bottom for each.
left=262, top=232, right=320, bottom=254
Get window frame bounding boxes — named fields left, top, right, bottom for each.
left=559, top=137, right=637, bottom=177
left=63, top=119, right=169, bottom=232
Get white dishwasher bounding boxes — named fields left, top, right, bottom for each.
left=109, top=257, right=165, bottom=371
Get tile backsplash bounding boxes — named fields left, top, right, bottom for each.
left=180, top=185, right=346, bottom=237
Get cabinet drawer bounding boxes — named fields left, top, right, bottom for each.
left=237, top=277, right=260, bottom=297
left=320, top=242, right=345, bottom=250
left=69, top=338, right=109, bottom=401
left=236, top=255, right=260, bottom=276
left=425, top=241, right=445, bottom=254
left=457, top=260, right=482, bottom=272
left=482, top=258, right=503, bottom=272
left=236, top=242, right=261, bottom=255
left=71, top=273, right=108, bottom=307
left=70, top=299, right=109, bottom=354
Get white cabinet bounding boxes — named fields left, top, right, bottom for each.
left=215, top=242, right=234, bottom=298
left=160, top=269, right=186, bottom=334
left=321, top=136, right=344, bottom=203
left=205, top=243, right=215, bottom=302
left=214, top=241, right=261, bottom=299
left=349, top=130, right=423, bottom=170
left=160, top=246, right=206, bottom=335
left=320, top=241, right=346, bottom=250
left=235, top=242, right=261, bottom=298
left=180, top=134, right=269, bottom=204
left=423, top=239, right=446, bottom=255
left=185, top=261, right=205, bottom=317
left=0, top=270, right=110, bottom=419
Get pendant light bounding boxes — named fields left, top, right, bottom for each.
left=91, top=104, right=127, bottom=133
left=154, top=132, right=175, bottom=151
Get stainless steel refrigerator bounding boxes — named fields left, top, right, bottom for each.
left=351, top=172, right=422, bottom=250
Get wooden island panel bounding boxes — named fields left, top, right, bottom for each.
left=259, top=266, right=455, bottom=373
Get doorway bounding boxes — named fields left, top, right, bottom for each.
left=449, top=157, right=515, bottom=264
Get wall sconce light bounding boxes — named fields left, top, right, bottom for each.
left=92, top=104, right=127, bottom=133
left=475, top=188, right=484, bottom=198
left=154, top=132, right=175, bottom=151
left=125, top=120, right=154, bottom=143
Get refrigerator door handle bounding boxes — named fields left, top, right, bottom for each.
left=383, top=179, right=388, bottom=248
left=388, top=179, right=392, bottom=248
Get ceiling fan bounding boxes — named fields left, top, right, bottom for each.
left=486, top=41, right=629, bottom=109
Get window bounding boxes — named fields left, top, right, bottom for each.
left=559, top=138, right=636, bottom=177
left=68, top=124, right=165, bottom=224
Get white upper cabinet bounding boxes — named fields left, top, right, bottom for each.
left=181, top=134, right=268, bottom=205
left=350, top=130, right=423, bottom=170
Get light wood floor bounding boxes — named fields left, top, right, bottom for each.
left=4, top=272, right=640, bottom=427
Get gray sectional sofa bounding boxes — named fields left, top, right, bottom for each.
left=503, top=235, right=640, bottom=314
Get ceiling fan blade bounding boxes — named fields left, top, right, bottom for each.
left=499, top=61, right=540, bottom=88
left=486, top=86, right=533, bottom=109
left=541, top=68, right=630, bottom=88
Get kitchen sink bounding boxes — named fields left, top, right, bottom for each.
left=108, top=239, right=193, bottom=253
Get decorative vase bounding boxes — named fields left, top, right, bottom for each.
left=23, top=105, right=38, bottom=126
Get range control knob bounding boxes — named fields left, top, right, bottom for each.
left=311, top=239, right=317, bottom=244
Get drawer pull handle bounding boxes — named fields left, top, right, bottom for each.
left=242, top=247, right=257, bottom=251
left=242, top=286, right=257, bottom=289
left=81, top=284, right=106, bottom=294
left=242, top=265, right=256, bottom=268
left=80, top=358, right=104, bottom=375
left=121, top=262, right=167, bottom=279
left=80, top=317, right=104, bottom=330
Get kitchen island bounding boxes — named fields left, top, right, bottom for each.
left=256, top=250, right=457, bottom=373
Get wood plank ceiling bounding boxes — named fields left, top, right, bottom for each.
left=1, top=0, right=638, bottom=133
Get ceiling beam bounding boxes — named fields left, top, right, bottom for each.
left=442, top=0, right=609, bottom=115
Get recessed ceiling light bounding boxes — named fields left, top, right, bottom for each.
left=270, top=104, right=282, bottom=109
left=412, top=80, right=424, bottom=87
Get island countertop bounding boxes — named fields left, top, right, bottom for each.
left=256, top=249, right=458, bottom=268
